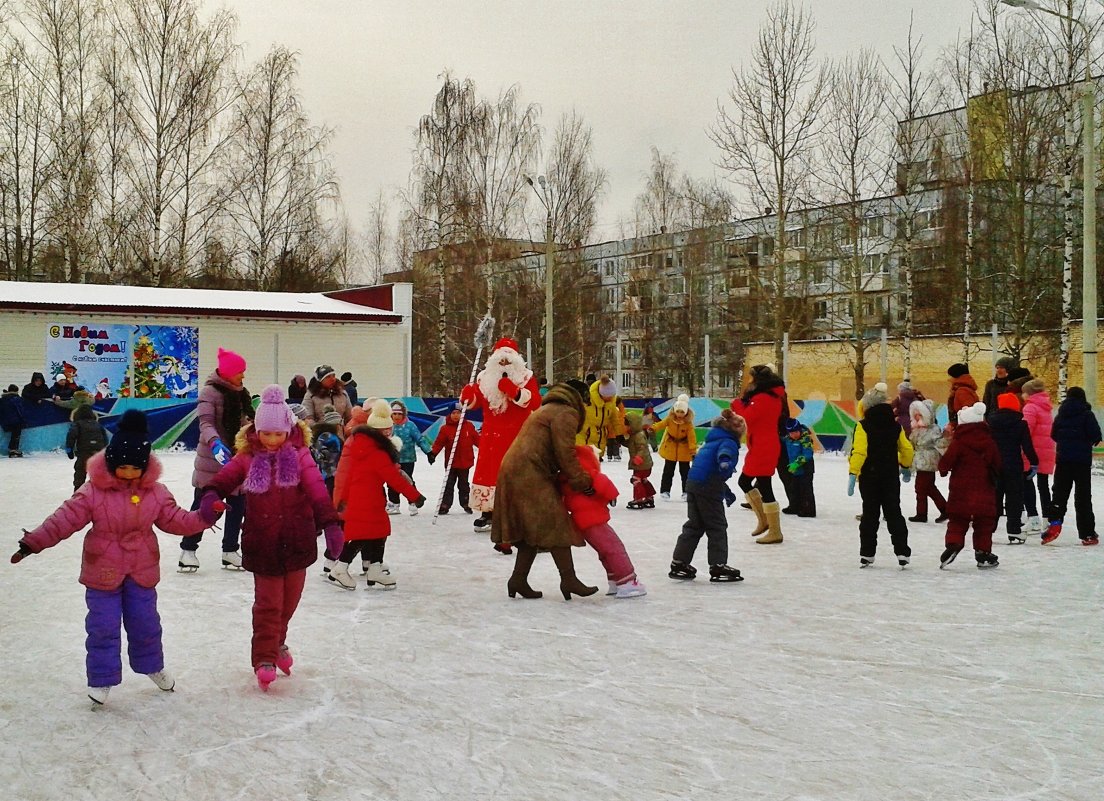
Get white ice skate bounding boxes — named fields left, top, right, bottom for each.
left=147, top=670, right=175, bottom=691
left=615, top=580, right=648, bottom=598
left=221, top=551, right=243, bottom=570
left=178, top=549, right=199, bottom=573
left=326, top=561, right=357, bottom=590
left=365, top=562, right=396, bottom=589
left=88, top=686, right=110, bottom=706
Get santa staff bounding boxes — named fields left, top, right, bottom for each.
left=459, top=337, right=541, bottom=549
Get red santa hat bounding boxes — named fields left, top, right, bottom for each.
left=493, top=337, right=519, bottom=353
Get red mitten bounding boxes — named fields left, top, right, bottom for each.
left=459, top=384, right=478, bottom=406
left=631, top=455, right=643, bottom=466
left=498, top=376, right=518, bottom=397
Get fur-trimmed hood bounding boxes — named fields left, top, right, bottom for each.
left=87, top=449, right=163, bottom=489
left=542, top=383, right=585, bottom=432
left=71, top=403, right=98, bottom=423
left=234, top=419, right=312, bottom=454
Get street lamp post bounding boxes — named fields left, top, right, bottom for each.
left=525, top=175, right=554, bottom=383
left=1002, top=0, right=1097, bottom=406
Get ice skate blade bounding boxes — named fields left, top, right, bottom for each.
left=177, top=565, right=198, bottom=573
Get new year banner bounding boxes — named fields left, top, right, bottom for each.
left=46, top=323, right=200, bottom=400
left=46, top=323, right=132, bottom=400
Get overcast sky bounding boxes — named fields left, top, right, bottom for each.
left=212, top=1, right=985, bottom=243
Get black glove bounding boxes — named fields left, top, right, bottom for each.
left=413, top=494, right=427, bottom=508
left=427, top=452, right=436, bottom=465
left=11, top=540, right=33, bottom=564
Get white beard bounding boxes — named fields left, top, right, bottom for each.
left=477, top=347, right=532, bottom=415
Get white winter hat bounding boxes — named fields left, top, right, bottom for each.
left=673, top=393, right=690, bottom=415
left=958, top=401, right=987, bottom=425
left=366, top=399, right=394, bottom=429
left=55, top=373, right=67, bottom=383
left=597, top=375, right=618, bottom=399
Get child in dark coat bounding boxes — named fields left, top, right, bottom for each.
left=937, top=401, right=1002, bottom=569
left=560, top=445, right=646, bottom=598
left=987, top=393, right=1039, bottom=544
left=67, top=404, right=108, bottom=491
left=847, top=385, right=914, bottom=568
left=669, top=409, right=746, bottom=582
left=782, top=418, right=816, bottom=517
left=0, top=384, right=26, bottom=457
left=1043, top=387, right=1103, bottom=545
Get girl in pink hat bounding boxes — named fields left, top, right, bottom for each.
left=200, top=385, right=344, bottom=691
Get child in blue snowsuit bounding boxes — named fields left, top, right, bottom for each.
left=782, top=418, right=816, bottom=517
left=669, top=408, right=747, bottom=582
left=387, top=400, right=434, bottom=514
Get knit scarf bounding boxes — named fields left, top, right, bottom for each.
left=242, top=445, right=300, bottom=494
left=212, top=383, right=254, bottom=447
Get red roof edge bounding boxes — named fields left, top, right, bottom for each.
left=324, top=284, right=394, bottom=311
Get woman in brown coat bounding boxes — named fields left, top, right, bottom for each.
left=492, top=383, right=599, bottom=600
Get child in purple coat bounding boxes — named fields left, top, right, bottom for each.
left=12, top=410, right=221, bottom=706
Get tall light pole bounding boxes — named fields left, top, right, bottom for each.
left=525, top=174, right=554, bottom=383
left=1002, top=0, right=1096, bottom=406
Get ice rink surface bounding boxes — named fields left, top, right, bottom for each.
left=2, top=450, right=1102, bottom=801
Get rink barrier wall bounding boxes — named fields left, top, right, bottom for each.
left=0, top=394, right=970, bottom=456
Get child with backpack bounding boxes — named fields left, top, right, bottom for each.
left=559, top=444, right=646, bottom=598
left=67, top=403, right=108, bottom=492
left=12, top=410, right=221, bottom=705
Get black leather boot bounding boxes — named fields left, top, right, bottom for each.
left=507, top=543, right=542, bottom=599
left=550, top=547, right=598, bottom=600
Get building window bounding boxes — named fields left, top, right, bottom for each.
left=814, top=300, right=828, bottom=319
left=621, top=372, right=632, bottom=388
left=862, top=216, right=885, bottom=239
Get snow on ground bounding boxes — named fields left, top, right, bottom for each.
left=2, top=450, right=1102, bottom=801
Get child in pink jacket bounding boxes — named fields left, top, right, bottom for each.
left=559, top=444, right=646, bottom=598
left=1021, top=379, right=1055, bottom=535
left=12, top=410, right=220, bottom=706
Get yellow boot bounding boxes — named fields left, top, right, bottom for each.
left=756, top=501, right=783, bottom=544
left=746, top=489, right=769, bottom=537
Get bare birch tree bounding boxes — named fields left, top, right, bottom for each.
left=711, top=0, right=828, bottom=367
left=220, top=45, right=337, bottom=290
left=109, top=0, right=237, bottom=285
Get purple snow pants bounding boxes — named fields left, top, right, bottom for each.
left=85, top=577, right=164, bottom=687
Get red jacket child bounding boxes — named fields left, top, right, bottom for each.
left=431, top=412, right=480, bottom=470
left=561, top=444, right=619, bottom=531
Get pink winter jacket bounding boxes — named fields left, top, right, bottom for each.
left=1022, top=392, right=1056, bottom=474
left=21, top=452, right=210, bottom=591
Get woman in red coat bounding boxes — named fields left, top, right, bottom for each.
left=731, top=364, right=786, bottom=544
left=328, top=399, right=426, bottom=590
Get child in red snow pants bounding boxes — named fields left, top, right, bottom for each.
left=944, top=516, right=996, bottom=552
left=252, top=571, right=306, bottom=668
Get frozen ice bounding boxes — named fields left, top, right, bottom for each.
left=2, top=450, right=1102, bottom=800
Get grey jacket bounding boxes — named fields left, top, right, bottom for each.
left=191, top=371, right=253, bottom=489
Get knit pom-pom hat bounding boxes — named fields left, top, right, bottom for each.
left=997, top=392, right=1021, bottom=412
left=366, top=399, right=394, bottom=429
left=947, top=363, right=970, bottom=379
left=105, top=409, right=151, bottom=471
left=958, top=401, right=987, bottom=425
left=253, top=385, right=295, bottom=433
left=673, top=394, right=690, bottom=415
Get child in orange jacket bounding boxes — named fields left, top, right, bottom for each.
left=559, top=445, right=646, bottom=598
